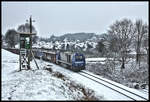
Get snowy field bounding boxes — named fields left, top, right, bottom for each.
left=2, top=49, right=148, bottom=100
left=86, top=58, right=107, bottom=64
left=2, top=49, right=102, bottom=100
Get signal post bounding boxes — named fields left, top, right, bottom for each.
left=17, top=16, right=36, bottom=71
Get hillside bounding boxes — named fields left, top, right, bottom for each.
left=49, top=32, right=100, bottom=42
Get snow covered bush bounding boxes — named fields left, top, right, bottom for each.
left=86, top=59, right=148, bottom=90
left=65, top=80, right=102, bottom=100
left=52, top=71, right=65, bottom=80
left=86, top=63, right=113, bottom=77
left=80, top=87, right=100, bottom=100
left=44, top=67, right=53, bottom=73
left=50, top=71, right=103, bottom=100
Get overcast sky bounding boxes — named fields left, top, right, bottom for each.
left=2, top=2, right=148, bottom=37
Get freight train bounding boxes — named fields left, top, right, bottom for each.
left=34, top=49, right=86, bottom=72
left=4, top=48, right=86, bottom=72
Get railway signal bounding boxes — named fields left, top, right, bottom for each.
left=17, top=16, right=37, bottom=71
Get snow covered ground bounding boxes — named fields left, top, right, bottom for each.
left=86, top=58, right=107, bottom=64
left=1, top=49, right=102, bottom=100
left=2, top=49, right=148, bottom=100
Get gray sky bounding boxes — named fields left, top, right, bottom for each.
left=2, top=2, right=148, bottom=38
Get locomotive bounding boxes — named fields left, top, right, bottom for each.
left=33, top=49, right=86, bottom=72
left=56, top=51, right=85, bottom=71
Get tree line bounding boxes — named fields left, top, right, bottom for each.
left=96, top=18, right=148, bottom=71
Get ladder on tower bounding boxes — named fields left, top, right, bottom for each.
left=20, top=48, right=28, bottom=70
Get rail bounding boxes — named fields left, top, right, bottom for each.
left=79, top=70, right=148, bottom=101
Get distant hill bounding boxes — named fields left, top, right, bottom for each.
left=49, top=32, right=100, bottom=42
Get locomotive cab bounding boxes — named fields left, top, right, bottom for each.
left=72, top=53, right=85, bottom=71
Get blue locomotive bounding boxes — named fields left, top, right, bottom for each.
left=56, top=51, right=85, bottom=71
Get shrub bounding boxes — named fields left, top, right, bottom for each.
left=52, top=71, right=65, bottom=80
left=45, top=67, right=53, bottom=73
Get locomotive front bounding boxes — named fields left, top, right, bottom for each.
left=71, top=53, right=86, bottom=71
left=56, top=51, right=85, bottom=72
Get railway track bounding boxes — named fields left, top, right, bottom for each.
left=143, top=89, right=148, bottom=94
left=79, top=70, right=148, bottom=101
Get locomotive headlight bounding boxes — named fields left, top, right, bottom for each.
left=75, top=61, right=84, bottom=66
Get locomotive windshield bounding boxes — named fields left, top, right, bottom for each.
left=75, top=55, right=83, bottom=61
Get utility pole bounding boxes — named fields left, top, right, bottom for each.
left=27, top=15, right=35, bottom=69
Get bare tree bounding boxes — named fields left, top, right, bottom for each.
left=134, top=20, right=148, bottom=68
left=17, top=23, right=38, bottom=44
left=5, top=29, right=18, bottom=48
left=142, top=24, right=149, bottom=66
left=17, top=23, right=36, bottom=33
left=32, top=35, right=39, bottom=44
left=107, top=18, right=136, bottom=74
left=96, top=41, right=106, bottom=56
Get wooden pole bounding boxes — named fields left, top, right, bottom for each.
left=19, top=34, right=21, bottom=71
left=27, top=16, right=33, bottom=69
left=31, top=50, right=39, bottom=69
